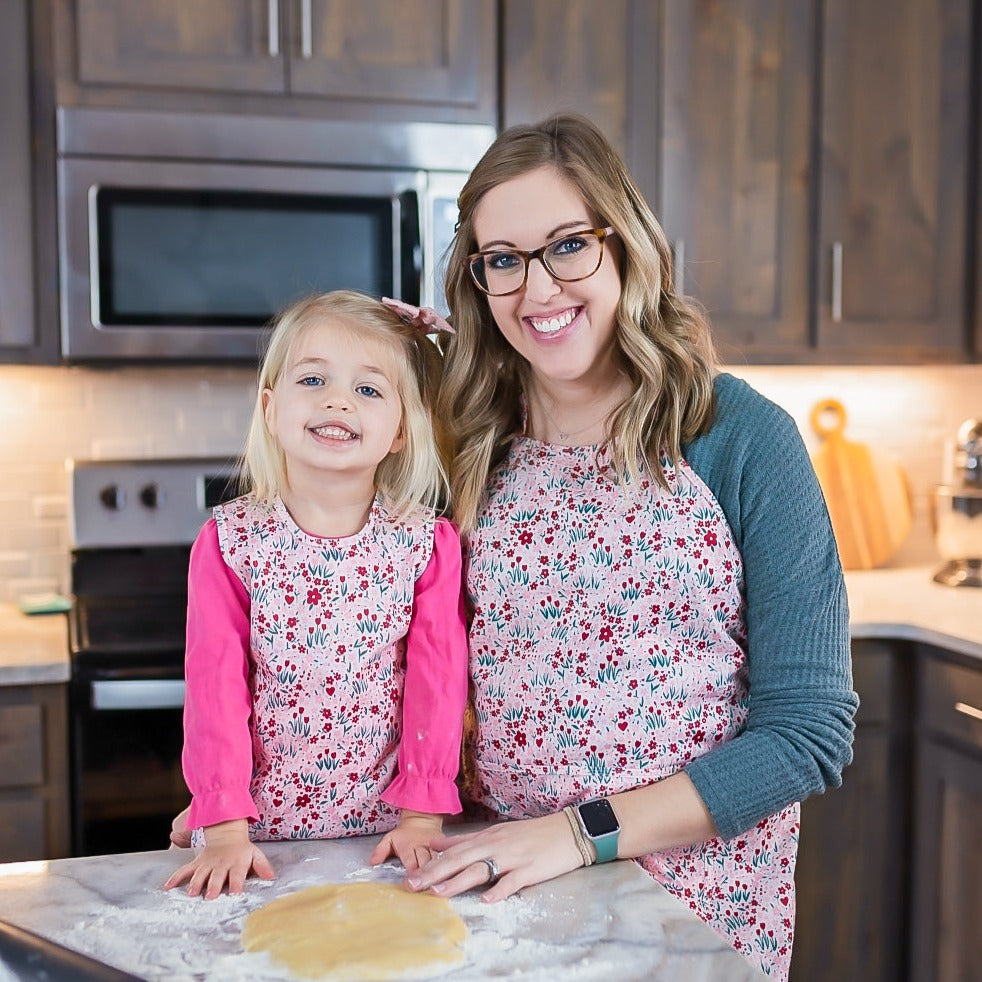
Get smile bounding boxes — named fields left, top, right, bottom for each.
left=311, top=424, right=358, bottom=441
left=528, top=308, right=577, bottom=335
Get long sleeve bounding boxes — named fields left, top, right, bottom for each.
left=683, top=374, right=859, bottom=839
left=380, top=517, right=469, bottom=814
left=182, top=518, right=260, bottom=829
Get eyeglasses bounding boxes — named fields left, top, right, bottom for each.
left=467, top=226, right=617, bottom=297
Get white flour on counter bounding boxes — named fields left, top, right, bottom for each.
left=49, top=879, right=549, bottom=981
left=49, top=867, right=637, bottom=981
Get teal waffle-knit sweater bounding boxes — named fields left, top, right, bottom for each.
left=681, top=373, right=858, bottom=839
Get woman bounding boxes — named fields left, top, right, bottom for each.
left=403, top=114, right=857, bottom=980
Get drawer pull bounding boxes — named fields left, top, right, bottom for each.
left=954, top=701, right=982, bottom=723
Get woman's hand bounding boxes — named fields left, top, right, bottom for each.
left=404, top=813, right=584, bottom=902
left=368, top=810, right=443, bottom=873
left=162, top=818, right=274, bottom=898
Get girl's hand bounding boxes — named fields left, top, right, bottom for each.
left=369, top=810, right=443, bottom=873
left=162, top=819, right=274, bottom=899
left=168, top=805, right=192, bottom=850
left=404, top=813, right=584, bottom=902
left=381, top=297, right=455, bottom=335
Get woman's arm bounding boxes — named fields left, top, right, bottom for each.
left=683, top=375, right=858, bottom=838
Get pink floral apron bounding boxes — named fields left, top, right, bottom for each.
left=465, top=440, right=797, bottom=979
left=216, top=494, right=432, bottom=840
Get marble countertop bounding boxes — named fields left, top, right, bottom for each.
left=0, top=836, right=766, bottom=981
left=0, top=565, right=979, bottom=687
left=844, top=564, right=982, bottom=660
left=0, top=604, right=69, bottom=685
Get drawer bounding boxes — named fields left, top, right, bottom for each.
left=0, top=703, right=44, bottom=787
left=919, top=656, right=982, bottom=753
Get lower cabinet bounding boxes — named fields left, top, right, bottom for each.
left=0, top=684, right=70, bottom=861
left=910, top=650, right=982, bottom=982
left=791, top=639, right=910, bottom=982
left=793, top=640, right=982, bottom=982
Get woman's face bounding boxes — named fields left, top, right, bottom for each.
left=472, top=165, right=622, bottom=388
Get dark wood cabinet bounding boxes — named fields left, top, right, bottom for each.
left=0, top=684, right=70, bottom=862
left=815, top=0, right=973, bottom=362
left=52, top=0, right=497, bottom=124
left=654, top=0, right=976, bottom=364
left=657, top=0, right=815, bottom=362
left=0, top=0, right=48, bottom=362
left=910, top=649, right=982, bottom=982
left=500, top=1, right=661, bottom=205
left=791, top=640, right=911, bottom=982
left=795, top=641, right=982, bottom=982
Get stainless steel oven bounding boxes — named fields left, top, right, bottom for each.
left=57, top=108, right=494, bottom=362
left=67, top=458, right=239, bottom=856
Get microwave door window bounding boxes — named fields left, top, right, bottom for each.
left=95, top=188, right=394, bottom=326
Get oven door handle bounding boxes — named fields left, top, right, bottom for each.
left=90, top=679, right=185, bottom=710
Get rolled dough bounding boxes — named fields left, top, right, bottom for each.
left=241, top=882, right=468, bottom=980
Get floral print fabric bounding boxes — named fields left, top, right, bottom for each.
left=465, top=439, right=798, bottom=979
left=215, top=494, right=432, bottom=840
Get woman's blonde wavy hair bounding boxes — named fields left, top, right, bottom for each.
left=436, top=113, right=719, bottom=533
left=242, top=290, right=447, bottom=519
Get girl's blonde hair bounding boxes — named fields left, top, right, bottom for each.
left=242, top=290, right=447, bottom=518
left=436, top=113, right=719, bottom=533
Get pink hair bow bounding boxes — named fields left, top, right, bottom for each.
left=381, top=297, right=455, bottom=335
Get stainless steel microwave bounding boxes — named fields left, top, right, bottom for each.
left=56, top=108, right=495, bottom=362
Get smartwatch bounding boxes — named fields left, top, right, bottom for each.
left=575, top=797, right=620, bottom=863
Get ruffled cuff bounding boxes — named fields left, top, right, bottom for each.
left=380, top=774, right=462, bottom=816
left=186, top=787, right=259, bottom=831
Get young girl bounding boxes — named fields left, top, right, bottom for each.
left=164, top=290, right=468, bottom=900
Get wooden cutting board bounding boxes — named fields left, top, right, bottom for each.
left=809, top=399, right=912, bottom=570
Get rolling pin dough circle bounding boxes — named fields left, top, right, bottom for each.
left=241, top=882, right=467, bottom=980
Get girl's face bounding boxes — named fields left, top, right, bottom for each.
left=472, top=165, right=622, bottom=388
left=263, top=319, right=405, bottom=486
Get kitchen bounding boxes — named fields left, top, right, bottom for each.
left=1, top=2, right=981, bottom=981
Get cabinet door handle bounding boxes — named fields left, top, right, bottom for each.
left=831, top=240, right=843, bottom=322
left=267, top=0, right=279, bottom=57
left=300, top=0, right=313, bottom=59
left=672, top=239, right=685, bottom=296
left=954, top=701, right=982, bottom=723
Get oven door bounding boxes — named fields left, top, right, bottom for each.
left=58, top=156, right=424, bottom=362
left=70, top=656, right=188, bottom=857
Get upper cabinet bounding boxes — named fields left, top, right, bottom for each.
left=656, top=0, right=975, bottom=364
left=503, top=0, right=978, bottom=365
left=500, top=1, right=661, bottom=206
left=51, top=0, right=498, bottom=124
left=657, top=1, right=814, bottom=361
left=0, top=1, right=50, bottom=362
left=815, top=0, right=972, bottom=361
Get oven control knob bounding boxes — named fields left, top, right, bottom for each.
left=99, top=484, right=125, bottom=510
left=139, top=483, right=162, bottom=509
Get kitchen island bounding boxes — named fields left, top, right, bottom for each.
left=0, top=833, right=767, bottom=981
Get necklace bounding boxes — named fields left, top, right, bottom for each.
left=531, top=388, right=616, bottom=443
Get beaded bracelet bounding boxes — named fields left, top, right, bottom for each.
left=563, top=805, right=595, bottom=867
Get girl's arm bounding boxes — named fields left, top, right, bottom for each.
left=180, top=520, right=259, bottom=830
left=373, top=518, right=469, bottom=869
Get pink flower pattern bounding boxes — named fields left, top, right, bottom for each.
left=215, top=495, right=432, bottom=841
left=465, top=440, right=797, bottom=979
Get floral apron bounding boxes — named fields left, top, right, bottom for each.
left=465, top=440, right=797, bottom=979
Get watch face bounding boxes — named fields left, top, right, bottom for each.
left=579, top=798, right=619, bottom=836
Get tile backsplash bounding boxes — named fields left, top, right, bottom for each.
left=0, top=362, right=979, bottom=603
